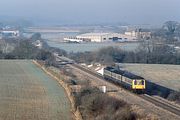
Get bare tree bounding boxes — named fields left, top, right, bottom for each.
left=163, top=21, right=179, bottom=34
left=163, top=21, right=179, bottom=42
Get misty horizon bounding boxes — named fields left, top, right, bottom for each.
left=0, top=0, right=180, bottom=26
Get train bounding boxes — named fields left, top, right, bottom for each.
left=103, top=66, right=146, bottom=93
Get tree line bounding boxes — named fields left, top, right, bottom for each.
left=152, top=21, right=180, bottom=43
left=69, top=41, right=180, bottom=65
left=0, top=33, right=67, bottom=66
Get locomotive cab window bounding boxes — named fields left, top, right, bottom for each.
left=142, top=80, right=144, bottom=85
left=138, top=80, right=142, bottom=85
left=136, top=80, right=143, bottom=85
left=134, top=80, right=137, bottom=85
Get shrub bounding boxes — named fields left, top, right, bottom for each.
left=74, top=86, right=138, bottom=120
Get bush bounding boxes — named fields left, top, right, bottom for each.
left=74, top=87, right=100, bottom=109
left=74, top=86, right=138, bottom=120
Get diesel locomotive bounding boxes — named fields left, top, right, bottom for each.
left=104, top=66, right=146, bottom=93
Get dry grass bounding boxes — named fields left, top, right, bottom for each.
left=74, top=86, right=150, bottom=120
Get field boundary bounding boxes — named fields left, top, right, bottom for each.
left=32, top=60, right=82, bottom=120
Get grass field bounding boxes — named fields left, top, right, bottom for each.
left=0, top=60, right=71, bottom=120
left=119, top=63, right=180, bottom=91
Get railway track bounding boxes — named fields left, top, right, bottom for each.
left=72, top=64, right=104, bottom=79
left=71, top=63, right=180, bottom=116
left=140, top=94, right=180, bottom=116
left=55, top=55, right=180, bottom=116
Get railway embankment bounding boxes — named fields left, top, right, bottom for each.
left=33, top=60, right=159, bottom=119
left=69, top=63, right=180, bottom=119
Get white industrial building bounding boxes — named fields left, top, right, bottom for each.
left=32, top=40, right=42, bottom=49
left=125, top=31, right=137, bottom=37
left=125, top=28, right=151, bottom=39
left=0, top=30, right=20, bottom=38
left=64, top=37, right=84, bottom=43
left=64, top=33, right=137, bottom=43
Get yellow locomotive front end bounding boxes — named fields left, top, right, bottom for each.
left=132, top=79, right=146, bottom=90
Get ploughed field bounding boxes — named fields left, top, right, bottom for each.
left=119, top=63, right=180, bottom=91
left=0, top=60, right=71, bottom=120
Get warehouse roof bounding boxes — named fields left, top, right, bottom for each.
left=77, top=33, right=111, bottom=37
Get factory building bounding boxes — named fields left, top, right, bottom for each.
left=125, top=28, right=151, bottom=40
left=64, top=33, right=137, bottom=43
left=0, top=30, right=20, bottom=38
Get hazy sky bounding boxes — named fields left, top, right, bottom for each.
left=0, top=0, right=180, bottom=25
